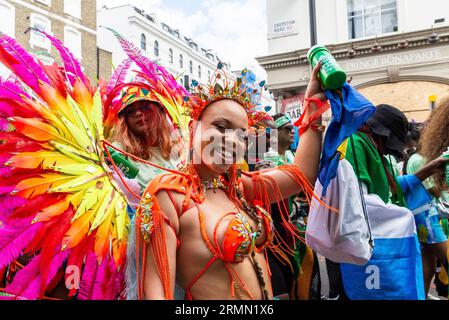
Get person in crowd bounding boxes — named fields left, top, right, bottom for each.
left=415, top=96, right=449, bottom=298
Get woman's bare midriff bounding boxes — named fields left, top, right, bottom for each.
left=175, top=189, right=274, bottom=300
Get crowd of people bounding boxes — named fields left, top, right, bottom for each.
left=0, top=29, right=448, bottom=301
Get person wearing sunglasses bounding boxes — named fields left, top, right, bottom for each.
left=111, top=87, right=181, bottom=193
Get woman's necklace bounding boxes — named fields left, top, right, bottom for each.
left=201, top=177, right=227, bottom=196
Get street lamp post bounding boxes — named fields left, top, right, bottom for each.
left=309, top=0, right=317, bottom=46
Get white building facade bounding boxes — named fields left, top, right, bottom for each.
left=258, top=0, right=449, bottom=121
left=97, top=5, right=233, bottom=90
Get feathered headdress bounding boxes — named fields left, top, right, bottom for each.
left=101, top=27, right=190, bottom=139
left=185, top=65, right=266, bottom=126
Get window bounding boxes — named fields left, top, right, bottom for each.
left=179, top=54, right=183, bottom=68
left=30, top=14, right=51, bottom=51
left=64, top=0, right=81, bottom=19
left=198, top=65, right=201, bottom=79
left=169, top=48, right=173, bottom=64
left=0, top=1, right=15, bottom=37
left=347, top=0, right=398, bottom=39
left=64, top=26, right=82, bottom=60
left=35, top=0, right=51, bottom=6
left=154, top=40, right=159, bottom=57
left=140, top=33, right=146, bottom=51
left=189, top=61, right=193, bottom=74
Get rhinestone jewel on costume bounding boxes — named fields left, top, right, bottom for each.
left=140, top=192, right=155, bottom=241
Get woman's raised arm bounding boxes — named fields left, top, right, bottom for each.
left=242, top=64, right=326, bottom=203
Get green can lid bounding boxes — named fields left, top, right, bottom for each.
left=324, top=70, right=347, bottom=90
left=307, top=44, right=330, bottom=61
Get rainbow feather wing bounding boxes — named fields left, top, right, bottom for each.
left=0, top=32, right=129, bottom=300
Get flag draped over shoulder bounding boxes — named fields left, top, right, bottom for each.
left=318, top=83, right=376, bottom=193
left=340, top=175, right=426, bottom=300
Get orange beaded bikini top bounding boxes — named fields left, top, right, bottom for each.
left=138, top=172, right=274, bottom=263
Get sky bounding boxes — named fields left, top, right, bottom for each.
left=97, top=0, right=269, bottom=79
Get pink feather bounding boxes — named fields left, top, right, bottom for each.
left=77, top=251, right=98, bottom=300
left=36, top=30, right=91, bottom=90
left=5, top=250, right=70, bottom=299
left=113, top=266, right=125, bottom=300
left=0, top=195, right=26, bottom=221
left=0, top=167, right=11, bottom=178
left=103, top=27, right=159, bottom=81
left=106, top=58, right=132, bottom=96
left=91, top=258, right=110, bottom=300
left=0, top=78, right=30, bottom=117
left=0, top=221, right=42, bottom=270
left=4, top=253, right=40, bottom=297
left=21, top=250, right=70, bottom=299
left=0, top=186, right=14, bottom=195
left=0, top=33, right=51, bottom=94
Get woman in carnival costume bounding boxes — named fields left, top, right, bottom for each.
left=418, top=96, right=449, bottom=297
left=128, top=60, right=330, bottom=300
left=0, top=28, right=188, bottom=299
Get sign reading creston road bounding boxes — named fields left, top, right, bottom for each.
left=341, top=48, right=445, bottom=72
left=272, top=20, right=297, bottom=38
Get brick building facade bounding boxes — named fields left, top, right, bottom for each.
left=0, top=0, right=111, bottom=82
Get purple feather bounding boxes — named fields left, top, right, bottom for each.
left=0, top=221, right=42, bottom=270
left=107, top=58, right=132, bottom=96
left=35, top=30, right=89, bottom=89
left=0, top=33, right=51, bottom=93
left=77, top=251, right=98, bottom=300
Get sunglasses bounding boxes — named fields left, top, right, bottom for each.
left=280, top=125, right=294, bottom=132
left=122, top=104, right=155, bottom=117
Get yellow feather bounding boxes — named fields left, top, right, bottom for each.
left=66, top=94, right=98, bottom=149
left=58, top=113, right=95, bottom=156
left=48, top=171, right=106, bottom=193
left=50, top=140, right=99, bottom=163
left=90, top=92, right=104, bottom=140
left=67, top=190, right=86, bottom=208
left=89, top=186, right=114, bottom=232
left=71, top=188, right=106, bottom=222
left=114, top=196, right=128, bottom=241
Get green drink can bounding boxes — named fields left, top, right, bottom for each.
left=307, top=44, right=347, bottom=90
left=106, top=147, right=139, bottom=179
